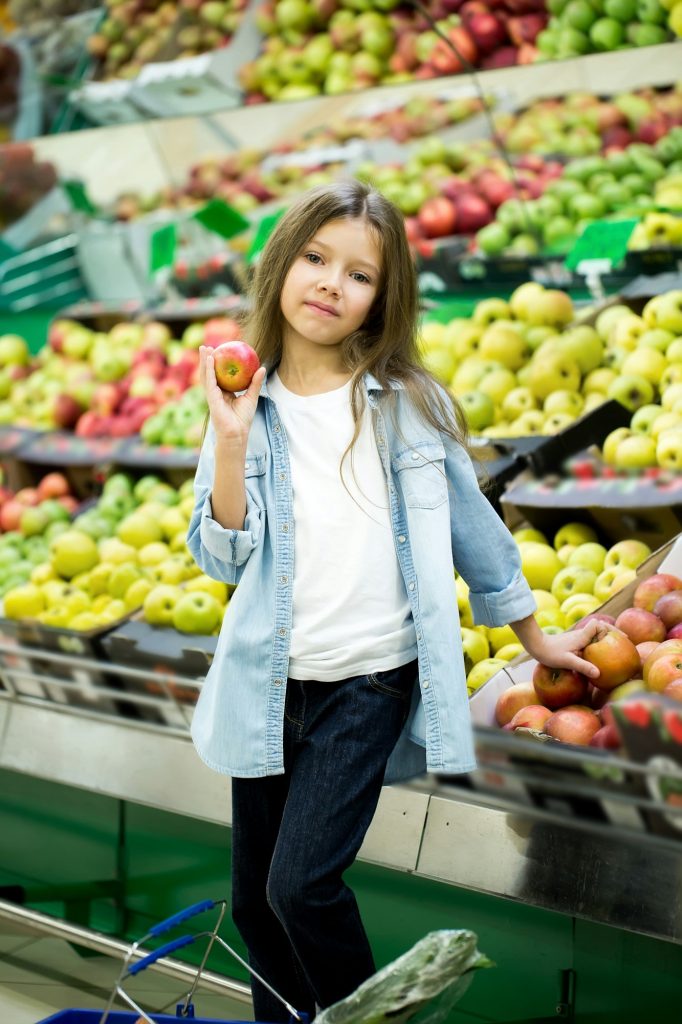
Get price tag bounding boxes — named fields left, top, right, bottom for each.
left=192, top=199, right=250, bottom=240
left=149, top=223, right=177, bottom=274
left=62, top=180, right=98, bottom=215
left=565, top=218, right=639, bottom=272
left=246, top=208, right=286, bottom=264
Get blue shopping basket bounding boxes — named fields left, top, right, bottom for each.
left=36, top=899, right=306, bottom=1024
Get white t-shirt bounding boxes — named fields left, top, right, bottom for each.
left=268, top=371, right=417, bottom=682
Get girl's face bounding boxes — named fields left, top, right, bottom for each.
left=280, top=217, right=381, bottom=354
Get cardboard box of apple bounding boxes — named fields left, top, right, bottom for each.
left=475, top=132, right=682, bottom=257
left=0, top=472, right=206, bottom=633
left=459, top=519, right=658, bottom=693
left=0, top=314, right=245, bottom=444
left=420, top=282, right=682, bottom=443
left=469, top=533, right=682, bottom=753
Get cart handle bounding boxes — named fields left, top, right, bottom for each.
left=149, top=899, right=218, bottom=936
left=128, top=934, right=195, bottom=975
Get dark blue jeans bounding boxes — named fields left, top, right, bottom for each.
left=230, top=660, right=418, bottom=1023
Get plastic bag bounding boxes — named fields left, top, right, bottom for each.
left=315, top=929, right=492, bottom=1024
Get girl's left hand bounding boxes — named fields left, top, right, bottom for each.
left=529, top=619, right=612, bottom=681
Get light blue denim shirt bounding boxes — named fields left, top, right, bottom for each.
left=187, top=370, right=536, bottom=784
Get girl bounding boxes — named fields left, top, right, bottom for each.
left=187, top=180, right=604, bottom=1022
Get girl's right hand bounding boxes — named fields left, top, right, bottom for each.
left=200, top=346, right=266, bottom=447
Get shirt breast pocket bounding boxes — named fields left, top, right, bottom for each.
left=391, top=441, right=448, bottom=510
left=244, top=452, right=267, bottom=510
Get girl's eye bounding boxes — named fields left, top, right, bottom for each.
left=304, top=252, right=322, bottom=264
left=351, top=271, right=370, bottom=284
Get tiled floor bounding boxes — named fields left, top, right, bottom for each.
left=0, top=917, right=254, bottom=1023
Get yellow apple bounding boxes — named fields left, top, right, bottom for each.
left=621, top=348, right=667, bottom=386
left=460, top=626, right=490, bottom=673
left=487, top=623, right=517, bottom=652
left=568, top=542, right=607, bottom=574
left=124, top=577, right=153, bottom=610
left=556, top=543, right=576, bottom=565
left=185, top=574, right=228, bottom=604
left=116, top=512, right=163, bottom=548
left=69, top=612, right=101, bottom=632
left=4, top=583, right=45, bottom=619
left=98, top=538, right=138, bottom=565
left=466, top=657, right=508, bottom=695
left=138, top=542, right=171, bottom=567
left=495, top=643, right=524, bottom=661
left=535, top=608, right=566, bottom=629
left=602, top=427, right=633, bottom=464
left=108, top=562, right=143, bottom=599
left=553, top=522, right=598, bottom=549
left=604, top=539, right=651, bottom=571
left=532, top=589, right=560, bottom=611
left=512, top=527, right=548, bottom=545
left=517, top=541, right=562, bottom=591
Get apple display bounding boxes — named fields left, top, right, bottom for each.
left=633, top=572, right=682, bottom=612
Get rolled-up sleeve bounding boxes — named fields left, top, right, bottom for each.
left=442, top=433, right=536, bottom=628
left=186, top=423, right=263, bottom=585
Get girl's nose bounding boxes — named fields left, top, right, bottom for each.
left=317, top=273, right=341, bottom=296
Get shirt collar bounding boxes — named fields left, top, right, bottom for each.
left=259, top=367, right=403, bottom=398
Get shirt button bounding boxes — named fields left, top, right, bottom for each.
left=274, top=425, right=281, bottom=433
left=273, top=678, right=283, bottom=687
left=423, top=679, right=430, bottom=689
left=280, top=575, right=288, bottom=584
left=282, top=523, right=289, bottom=532
left=416, top=632, right=422, bottom=641
left=398, top=535, right=406, bottom=543
left=409, top=582, right=415, bottom=591
left=279, top=472, right=286, bottom=480
left=411, top=452, right=419, bottom=460
left=244, top=463, right=250, bottom=470
left=377, top=435, right=385, bottom=444
left=278, top=628, right=286, bottom=637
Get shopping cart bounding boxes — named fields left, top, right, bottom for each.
left=37, top=898, right=306, bottom=1024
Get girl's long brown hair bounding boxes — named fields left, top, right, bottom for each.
left=242, top=179, right=471, bottom=468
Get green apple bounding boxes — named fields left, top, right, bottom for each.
left=656, top=428, right=682, bottom=470
left=108, top=561, right=143, bottom=599
left=185, top=575, right=228, bottom=604
left=478, top=367, right=517, bottom=405
left=529, top=353, right=581, bottom=401
left=502, top=387, right=537, bottom=421
left=604, top=538, right=652, bottom=570
left=116, top=512, right=163, bottom=549
left=582, top=367, right=617, bottom=394
left=513, top=410, right=546, bottom=435
left=568, top=542, right=608, bottom=574
left=662, top=364, right=682, bottom=390
left=459, top=390, right=495, bottom=432
left=654, top=291, right=682, bottom=334
left=638, top=328, right=675, bottom=352
left=509, top=282, right=545, bottom=321
left=172, top=591, right=222, bottom=635
left=517, top=541, right=563, bottom=591
left=4, top=583, right=45, bottom=619
left=631, top=403, right=663, bottom=433
left=608, top=373, right=655, bottom=411
left=536, top=608, right=567, bottom=629
left=133, top=475, right=163, bottom=503
left=159, top=507, right=188, bottom=541
left=466, top=657, right=507, bottom=695
left=544, top=412, right=577, bottom=433
left=50, top=530, right=99, bottom=579
left=532, top=588, right=560, bottom=611
left=589, top=15, right=625, bottom=48
left=476, top=222, right=511, bottom=256
left=614, top=433, right=658, bottom=469
left=143, top=584, right=183, bottom=627
left=602, top=426, right=633, bottom=464
left=548, top=565, right=593, bottom=602
left=124, top=577, right=153, bottom=611
left=544, top=390, right=584, bottom=417
left=594, top=567, right=638, bottom=601
left=479, top=325, right=528, bottom=370
left=554, top=522, right=598, bottom=549
left=662, top=384, right=682, bottom=410
left=0, top=334, right=30, bottom=367
left=621, top=348, right=667, bottom=386
left=460, top=627, right=490, bottom=675
left=558, top=325, right=603, bottom=374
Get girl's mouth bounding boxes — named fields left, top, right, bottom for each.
left=305, top=301, right=339, bottom=317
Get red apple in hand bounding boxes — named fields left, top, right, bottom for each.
left=544, top=705, right=601, bottom=745
left=533, top=663, right=589, bottom=710
left=583, top=630, right=641, bottom=691
left=212, top=341, right=260, bottom=393
left=615, top=607, right=666, bottom=645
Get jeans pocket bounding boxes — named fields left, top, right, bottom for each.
left=367, top=663, right=416, bottom=701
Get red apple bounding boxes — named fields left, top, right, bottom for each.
left=464, top=11, right=507, bottom=54
left=663, top=679, right=682, bottom=702
left=583, top=630, right=641, bottom=691
left=418, top=197, right=457, bottom=238
left=646, top=653, right=682, bottom=694
left=53, top=394, right=83, bottom=430
left=574, top=612, right=616, bottom=630
left=57, top=495, right=78, bottom=515
left=615, top=607, right=666, bottom=645
left=15, top=487, right=39, bottom=507
left=642, top=639, right=682, bottom=682
left=203, top=317, right=242, bottom=348
left=633, top=573, right=682, bottom=612
left=636, top=640, right=660, bottom=668
left=667, top=623, right=682, bottom=641
left=212, top=341, right=260, bottom=393
left=37, top=472, right=70, bottom=501
left=532, top=663, right=589, bottom=710
left=589, top=724, right=621, bottom=749
left=653, top=591, right=682, bottom=631
left=0, top=499, right=24, bottom=532
left=543, top=705, right=601, bottom=746
left=453, top=192, right=493, bottom=234
left=494, top=681, right=538, bottom=726
left=509, top=704, right=553, bottom=731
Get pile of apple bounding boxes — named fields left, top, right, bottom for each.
left=240, top=0, right=549, bottom=103
left=140, top=386, right=207, bottom=448
left=1, top=472, right=203, bottom=632
left=589, top=292, right=682, bottom=471
left=476, top=133, right=682, bottom=256
left=0, top=315, right=239, bottom=441
left=0, top=472, right=80, bottom=599
left=537, top=0, right=672, bottom=60
left=493, top=567, right=682, bottom=750
left=495, top=85, right=682, bottom=159
left=459, top=520, right=655, bottom=693
left=86, top=0, right=248, bottom=81
left=0, top=142, right=58, bottom=229
left=420, top=282, right=682, bottom=441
